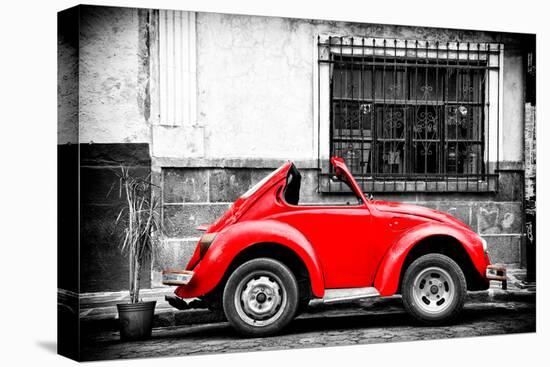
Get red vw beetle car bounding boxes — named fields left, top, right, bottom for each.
left=163, top=157, right=505, bottom=336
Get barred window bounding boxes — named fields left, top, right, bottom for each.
left=317, top=37, right=502, bottom=193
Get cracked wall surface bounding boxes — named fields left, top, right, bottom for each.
left=78, top=6, right=150, bottom=144
left=60, top=8, right=527, bottom=164
left=194, top=12, right=525, bottom=164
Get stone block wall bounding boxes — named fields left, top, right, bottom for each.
left=153, top=165, right=524, bottom=287
left=152, top=167, right=274, bottom=286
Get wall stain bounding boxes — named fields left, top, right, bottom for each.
left=137, top=9, right=151, bottom=122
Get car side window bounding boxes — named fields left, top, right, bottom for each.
left=282, top=165, right=364, bottom=206
left=283, top=165, right=301, bottom=205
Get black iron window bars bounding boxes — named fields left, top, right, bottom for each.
left=317, top=36, right=502, bottom=193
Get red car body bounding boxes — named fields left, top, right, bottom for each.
left=171, top=157, right=492, bottom=302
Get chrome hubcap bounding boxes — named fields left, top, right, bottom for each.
left=412, top=266, right=455, bottom=315
left=234, top=273, right=286, bottom=327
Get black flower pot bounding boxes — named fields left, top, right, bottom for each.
left=116, top=301, right=156, bottom=341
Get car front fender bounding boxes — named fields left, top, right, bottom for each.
left=373, top=222, right=486, bottom=296
left=175, top=219, right=325, bottom=299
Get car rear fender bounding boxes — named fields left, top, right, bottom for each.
left=175, top=219, right=325, bottom=299
left=373, top=222, right=485, bottom=296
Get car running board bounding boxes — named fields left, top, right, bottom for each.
left=316, top=287, right=380, bottom=304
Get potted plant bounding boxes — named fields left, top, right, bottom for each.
left=113, top=167, right=163, bottom=341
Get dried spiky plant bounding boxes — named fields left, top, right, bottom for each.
left=114, top=166, right=163, bottom=303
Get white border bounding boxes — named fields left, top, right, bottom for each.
left=4, top=1, right=544, bottom=367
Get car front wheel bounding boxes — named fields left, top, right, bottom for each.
left=402, top=253, right=467, bottom=324
left=222, top=258, right=298, bottom=337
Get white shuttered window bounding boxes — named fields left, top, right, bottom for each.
left=158, top=10, right=197, bottom=126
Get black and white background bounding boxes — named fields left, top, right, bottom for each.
left=1, top=0, right=547, bottom=366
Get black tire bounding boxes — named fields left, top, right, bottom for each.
left=222, top=258, right=299, bottom=337
left=401, top=253, right=466, bottom=325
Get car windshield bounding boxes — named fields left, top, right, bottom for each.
left=334, top=174, right=372, bottom=201
left=240, top=165, right=285, bottom=199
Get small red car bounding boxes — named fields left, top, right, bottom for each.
left=163, top=157, right=505, bottom=336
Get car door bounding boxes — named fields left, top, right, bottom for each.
left=276, top=205, right=374, bottom=288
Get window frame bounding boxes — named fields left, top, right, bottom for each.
left=314, top=36, right=503, bottom=193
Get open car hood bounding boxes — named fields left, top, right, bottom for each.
left=330, top=157, right=369, bottom=204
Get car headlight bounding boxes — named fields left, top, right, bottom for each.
left=199, top=232, right=218, bottom=258
left=479, top=236, right=488, bottom=252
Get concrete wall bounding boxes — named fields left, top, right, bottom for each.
left=61, top=7, right=528, bottom=164
left=58, top=6, right=154, bottom=292
left=79, top=144, right=152, bottom=292
left=57, top=7, right=79, bottom=145
left=154, top=13, right=524, bottom=164
left=502, top=48, right=525, bottom=163
left=59, top=7, right=528, bottom=162
left=195, top=14, right=316, bottom=161
left=78, top=6, right=150, bottom=144
left=58, top=8, right=80, bottom=297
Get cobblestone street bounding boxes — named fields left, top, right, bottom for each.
left=81, top=296, right=535, bottom=361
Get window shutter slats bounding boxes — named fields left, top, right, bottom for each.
left=158, top=10, right=196, bottom=126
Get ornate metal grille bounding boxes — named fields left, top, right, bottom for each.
left=318, top=37, right=501, bottom=193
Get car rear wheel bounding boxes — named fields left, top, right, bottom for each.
left=222, top=258, right=298, bottom=337
left=402, top=253, right=466, bottom=324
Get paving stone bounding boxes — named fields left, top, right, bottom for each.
left=80, top=298, right=535, bottom=361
